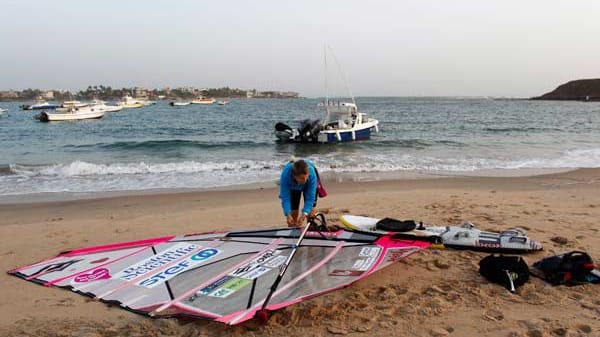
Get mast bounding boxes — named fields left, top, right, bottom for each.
left=327, top=45, right=356, bottom=107
left=323, top=44, right=330, bottom=124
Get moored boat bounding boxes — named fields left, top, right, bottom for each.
left=275, top=46, right=379, bottom=143
left=275, top=101, right=379, bottom=143
left=35, top=106, right=104, bottom=122
left=89, top=99, right=123, bottom=113
left=116, top=95, right=145, bottom=109
left=170, top=100, right=191, bottom=106
left=191, top=97, right=215, bottom=104
left=20, top=100, right=59, bottom=110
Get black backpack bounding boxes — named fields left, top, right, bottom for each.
left=479, top=254, right=530, bottom=292
left=531, top=251, right=597, bottom=286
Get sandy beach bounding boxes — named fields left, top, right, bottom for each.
left=1, top=169, right=599, bottom=337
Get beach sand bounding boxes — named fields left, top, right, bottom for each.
left=1, top=169, right=599, bottom=337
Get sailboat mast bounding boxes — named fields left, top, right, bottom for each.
left=327, top=45, right=356, bottom=106
left=323, top=45, right=330, bottom=123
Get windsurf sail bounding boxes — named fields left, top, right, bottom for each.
left=8, top=225, right=429, bottom=325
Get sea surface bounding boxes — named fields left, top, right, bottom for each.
left=0, top=97, right=599, bottom=200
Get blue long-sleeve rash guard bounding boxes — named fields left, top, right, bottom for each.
left=279, top=161, right=317, bottom=216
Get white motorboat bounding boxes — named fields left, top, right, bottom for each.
left=20, top=100, right=59, bottom=110
left=89, top=100, right=123, bottom=112
left=62, top=100, right=88, bottom=108
left=217, top=100, right=229, bottom=105
left=35, top=106, right=104, bottom=122
left=116, top=95, right=145, bottom=109
left=170, top=101, right=191, bottom=106
left=191, top=97, right=215, bottom=104
left=275, top=46, right=379, bottom=143
left=275, top=101, right=379, bottom=143
left=318, top=101, right=379, bottom=142
left=56, top=100, right=89, bottom=112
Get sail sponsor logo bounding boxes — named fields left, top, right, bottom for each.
left=209, top=277, right=252, bottom=298
left=228, top=249, right=280, bottom=277
left=359, top=247, right=381, bottom=258
left=135, top=248, right=221, bottom=288
left=29, top=259, right=83, bottom=278
left=73, top=268, right=111, bottom=283
left=197, top=276, right=234, bottom=296
left=240, top=266, right=270, bottom=280
left=263, top=255, right=287, bottom=268
left=352, top=257, right=377, bottom=271
left=386, top=247, right=420, bottom=262
left=115, top=243, right=200, bottom=281
left=351, top=247, right=381, bottom=271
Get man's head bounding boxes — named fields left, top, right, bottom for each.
left=292, top=159, right=309, bottom=184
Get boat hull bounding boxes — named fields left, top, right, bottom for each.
left=37, top=111, right=104, bottom=122
left=22, top=104, right=59, bottom=110
left=321, top=126, right=373, bottom=143
left=277, top=125, right=376, bottom=144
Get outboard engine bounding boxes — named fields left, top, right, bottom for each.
left=275, top=120, right=321, bottom=142
left=275, top=122, right=292, bottom=132
left=275, top=122, right=297, bottom=141
left=35, top=111, right=49, bottom=122
left=298, top=119, right=321, bottom=142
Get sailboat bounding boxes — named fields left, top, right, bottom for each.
left=275, top=46, right=379, bottom=143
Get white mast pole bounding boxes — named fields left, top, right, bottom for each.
left=327, top=45, right=356, bottom=106
left=323, top=44, right=330, bottom=124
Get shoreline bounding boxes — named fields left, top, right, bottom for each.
left=0, top=167, right=575, bottom=205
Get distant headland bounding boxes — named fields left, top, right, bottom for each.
left=531, top=79, right=600, bottom=101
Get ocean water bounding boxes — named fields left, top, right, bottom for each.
left=0, top=97, right=599, bottom=198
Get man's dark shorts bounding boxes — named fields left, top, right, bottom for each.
left=290, top=189, right=318, bottom=212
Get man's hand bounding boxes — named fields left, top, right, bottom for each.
left=287, top=214, right=297, bottom=227
left=298, top=213, right=307, bottom=226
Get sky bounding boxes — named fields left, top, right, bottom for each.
left=1, top=0, right=600, bottom=97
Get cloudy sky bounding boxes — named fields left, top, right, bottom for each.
left=1, top=0, right=599, bottom=97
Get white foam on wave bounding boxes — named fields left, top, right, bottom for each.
left=12, top=159, right=284, bottom=177
left=1, top=160, right=284, bottom=195
left=2, top=148, right=600, bottom=196
left=312, top=148, right=600, bottom=173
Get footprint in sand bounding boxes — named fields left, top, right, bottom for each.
left=483, top=308, right=504, bottom=321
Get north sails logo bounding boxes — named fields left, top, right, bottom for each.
left=29, top=259, right=83, bottom=278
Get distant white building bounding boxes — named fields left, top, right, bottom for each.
left=42, top=91, right=54, bottom=99
left=0, top=90, right=19, bottom=99
left=133, top=87, right=147, bottom=98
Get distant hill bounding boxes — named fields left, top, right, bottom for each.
left=532, top=79, right=600, bottom=101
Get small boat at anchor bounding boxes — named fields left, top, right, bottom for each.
left=191, top=97, right=215, bottom=104
left=20, top=100, right=59, bottom=111
left=275, top=100, right=379, bottom=143
left=35, top=106, right=104, bottom=122
left=275, top=46, right=379, bottom=143
left=169, top=100, right=192, bottom=106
